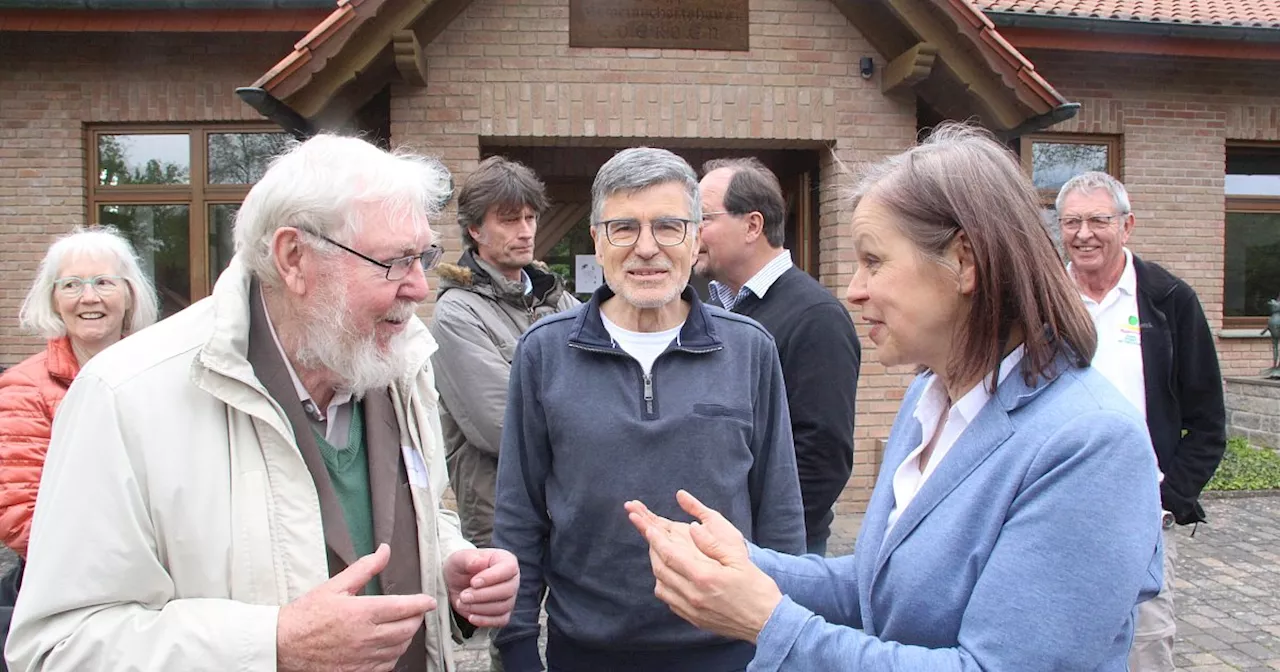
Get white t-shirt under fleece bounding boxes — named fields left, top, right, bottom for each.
left=599, top=313, right=684, bottom=375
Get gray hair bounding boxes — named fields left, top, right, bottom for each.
left=233, top=134, right=453, bottom=286
left=1054, top=171, right=1132, bottom=214
left=591, top=147, right=701, bottom=228
left=20, top=226, right=159, bottom=339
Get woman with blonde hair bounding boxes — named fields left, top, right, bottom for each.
left=626, top=124, right=1164, bottom=670
left=0, top=226, right=157, bottom=643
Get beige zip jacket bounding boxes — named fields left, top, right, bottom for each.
left=5, top=258, right=473, bottom=672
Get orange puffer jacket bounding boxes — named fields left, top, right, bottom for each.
left=0, top=337, right=78, bottom=558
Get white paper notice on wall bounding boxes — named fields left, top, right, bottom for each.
left=575, top=255, right=603, bottom=294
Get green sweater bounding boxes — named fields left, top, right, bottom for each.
left=314, top=403, right=379, bottom=595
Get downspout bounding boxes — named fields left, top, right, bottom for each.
left=234, top=87, right=315, bottom=141
left=1001, top=101, right=1081, bottom=141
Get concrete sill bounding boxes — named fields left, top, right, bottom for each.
left=1225, top=376, right=1280, bottom=387
left=1219, top=329, right=1271, bottom=339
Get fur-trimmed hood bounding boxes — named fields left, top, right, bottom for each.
left=435, top=250, right=569, bottom=309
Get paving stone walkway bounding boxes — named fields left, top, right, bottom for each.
left=455, top=492, right=1280, bottom=671
left=0, top=494, right=1272, bottom=669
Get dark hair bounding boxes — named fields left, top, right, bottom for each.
left=457, top=156, right=549, bottom=250
left=702, top=157, right=786, bottom=247
left=850, top=122, right=1097, bottom=390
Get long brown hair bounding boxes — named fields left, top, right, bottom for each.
left=850, top=123, right=1096, bottom=390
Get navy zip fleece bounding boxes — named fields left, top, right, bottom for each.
left=492, top=286, right=806, bottom=671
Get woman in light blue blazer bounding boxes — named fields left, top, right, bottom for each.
left=626, top=123, right=1164, bottom=671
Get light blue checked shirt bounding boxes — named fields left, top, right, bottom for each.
left=709, top=249, right=793, bottom=310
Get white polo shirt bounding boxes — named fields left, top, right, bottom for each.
left=1074, top=248, right=1147, bottom=421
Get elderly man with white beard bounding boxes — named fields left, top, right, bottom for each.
left=6, top=135, right=518, bottom=672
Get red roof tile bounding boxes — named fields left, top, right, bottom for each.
left=975, top=0, right=1280, bottom=29
left=253, top=0, right=369, bottom=91
left=941, top=0, right=1069, bottom=113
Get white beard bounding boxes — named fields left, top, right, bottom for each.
left=292, top=279, right=416, bottom=397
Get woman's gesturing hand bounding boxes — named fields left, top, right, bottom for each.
left=625, top=490, right=784, bottom=644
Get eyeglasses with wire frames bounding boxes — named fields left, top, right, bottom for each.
left=1058, top=213, right=1126, bottom=233
left=596, top=217, right=695, bottom=248
left=312, top=233, right=444, bottom=281
left=54, top=275, right=125, bottom=298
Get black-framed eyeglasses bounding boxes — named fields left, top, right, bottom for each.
left=597, top=217, right=694, bottom=248
left=314, top=234, right=443, bottom=281
left=1058, top=213, right=1124, bottom=232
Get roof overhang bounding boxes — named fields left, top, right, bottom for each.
left=985, top=10, right=1280, bottom=60
left=985, top=10, right=1280, bottom=43
left=242, top=0, right=1077, bottom=138
left=0, top=0, right=332, bottom=7
left=0, top=6, right=326, bottom=31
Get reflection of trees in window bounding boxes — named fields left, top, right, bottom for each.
left=97, top=134, right=190, bottom=186
left=1031, top=142, right=1109, bottom=191
left=88, top=126, right=294, bottom=315
left=207, top=133, right=292, bottom=184
left=97, top=204, right=192, bottom=317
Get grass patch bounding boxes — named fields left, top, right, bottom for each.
left=1204, top=437, right=1280, bottom=492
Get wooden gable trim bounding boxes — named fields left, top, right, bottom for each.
left=392, top=29, right=428, bottom=86
left=275, top=0, right=474, bottom=120
left=884, top=0, right=1033, bottom=129
left=252, top=0, right=1068, bottom=133
left=830, top=0, right=1067, bottom=131
left=882, top=42, right=938, bottom=95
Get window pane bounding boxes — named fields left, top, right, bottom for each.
left=207, top=132, right=291, bottom=184
left=98, top=204, right=191, bottom=318
left=1031, top=141, right=1109, bottom=193
left=1224, top=211, right=1280, bottom=317
left=1225, top=146, right=1280, bottom=196
left=209, top=203, right=239, bottom=283
left=1226, top=175, right=1280, bottom=196
left=97, top=134, right=191, bottom=186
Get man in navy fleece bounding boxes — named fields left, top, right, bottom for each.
left=491, top=146, right=805, bottom=672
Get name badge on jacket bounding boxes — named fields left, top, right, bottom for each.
left=401, top=444, right=430, bottom=488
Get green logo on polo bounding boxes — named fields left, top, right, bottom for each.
left=1129, top=315, right=1139, bottom=326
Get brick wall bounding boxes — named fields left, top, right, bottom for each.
left=1027, top=49, right=1280, bottom=377
left=391, top=0, right=920, bottom=512
left=3, top=21, right=1271, bottom=515
left=0, top=31, right=297, bottom=365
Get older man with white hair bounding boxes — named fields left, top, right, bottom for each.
left=6, top=135, right=518, bottom=672
left=1057, top=171, right=1225, bottom=672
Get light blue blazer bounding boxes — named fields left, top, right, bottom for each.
left=748, top=356, right=1164, bottom=671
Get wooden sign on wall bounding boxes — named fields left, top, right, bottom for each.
left=569, top=0, right=750, bottom=51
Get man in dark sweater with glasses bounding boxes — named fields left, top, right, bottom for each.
left=697, top=157, right=861, bottom=556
